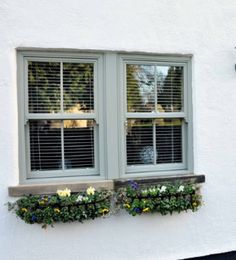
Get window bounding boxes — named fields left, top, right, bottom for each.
left=18, top=51, right=192, bottom=182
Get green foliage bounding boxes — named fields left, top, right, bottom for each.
left=116, top=181, right=202, bottom=216
left=8, top=190, right=111, bottom=228
left=8, top=182, right=202, bottom=228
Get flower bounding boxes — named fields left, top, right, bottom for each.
left=192, top=202, right=198, bottom=207
left=54, top=208, right=60, bottom=213
left=178, top=185, right=185, bottom=192
left=83, top=196, right=89, bottom=202
left=159, top=186, right=167, bottom=193
left=86, top=186, right=95, bottom=195
left=57, top=188, right=71, bottom=197
left=101, top=208, right=109, bottom=215
left=21, top=208, right=28, bottom=213
left=128, top=180, right=139, bottom=190
left=134, top=207, right=141, bottom=213
left=124, top=203, right=131, bottom=208
left=76, top=195, right=84, bottom=202
left=141, top=189, right=148, bottom=196
left=39, top=200, right=45, bottom=205
left=149, top=187, right=157, bottom=195
left=31, top=215, right=37, bottom=222
left=142, top=207, right=150, bottom=212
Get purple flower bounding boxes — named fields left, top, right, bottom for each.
left=128, top=180, right=139, bottom=190
left=134, top=207, right=141, bottom=213
left=31, top=215, right=37, bottom=222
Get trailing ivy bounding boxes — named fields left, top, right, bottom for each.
left=8, top=187, right=111, bottom=228
left=116, top=181, right=201, bottom=216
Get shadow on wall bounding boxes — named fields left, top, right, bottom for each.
left=183, top=251, right=236, bottom=260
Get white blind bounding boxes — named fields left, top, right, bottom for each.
left=30, top=120, right=95, bottom=171
left=126, top=64, right=183, bottom=113
left=126, top=119, right=182, bottom=166
left=28, top=61, right=94, bottom=114
left=126, top=63, right=184, bottom=167
left=28, top=62, right=61, bottom=113
left=27, top=61, right=96, bottom=173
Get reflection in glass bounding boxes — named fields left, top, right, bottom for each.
left=63, top=63, right=94, bottom=113
left=30, top=120, right=95, bottom=172
left=30, top=120, right=62, bottom=171
left=126, top=64, right=183, bottom=113
left=64, top=120, right=94, bottom=169
left=28, top=62, right=60, bottom=113
left=28, top=61, right=94, bottom=114
left=127, top=65, right=155, bottom=112
left=126, top=119, right=153, bottom=165
left=155, top=119, right=182, bottom=164
left=126, top=119, right=182, bottom=166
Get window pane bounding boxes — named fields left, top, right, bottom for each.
left=126, top=119, right=154, bottom=165
left=156, top=119, right=182, bottom=164
left=30, top=120, right=62, bottom=171
left=63, top=63, right=94, bottom=113
left=126, top=64, right=183, bottom=113
left=127, top=65, right=155, bottom=112
left=157, top=66, right=183, bottom=112
left=29, top=120, right=95, bottom=173
left=126, top=118, right=182, bottom=166
left=28, top=61, right=60, bottom=113
left=64, top=120, right=95, bottom=169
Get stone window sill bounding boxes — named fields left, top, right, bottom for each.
left=8, top=174, right=205, bottom=197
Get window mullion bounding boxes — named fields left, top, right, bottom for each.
left=61, top=120, right=65, bottom=171
left=60, top=61, right=63, bottom=113
left=154, top=65, right=157, bottom=112
left=153, top=119, right=157, bottom=165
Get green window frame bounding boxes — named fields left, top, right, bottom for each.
left=17, top=50, right=193, bottom=183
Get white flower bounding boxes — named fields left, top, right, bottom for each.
left=149, top=188, right=156, bottom=193
left=178, top=185, right=185, bottom=192
left=86, top=186, right=95, bottom=195
left=57, top=188, right=71, bottom=197
left=76, top=195, right=84, bottom=202
left=141, top=189, right=148, bottom=195
left=83, top=196, right=89, bottom=202
left=159, top=186, right=167, bottom=193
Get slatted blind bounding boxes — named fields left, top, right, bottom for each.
left=126, top=119, right=182, bottom=165
left=126, top=64, right=183, bottom=113
left=28, top=62, right=61, bottom=113
left=27, top=61, right=96, bottom=174
left=126, top=63, right=184, bottom=167
left=63, top=63, right=94, bottom=113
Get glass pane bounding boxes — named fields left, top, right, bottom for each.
left=63, top=63, right=94, bottom=113
left=28, top=61, right=60, bottom=113
left=30, top=120, right=62, bottom=171
left=127, top=65, right=155, bottom=112
left=126, top=64, right=183, bottom=113
left=156, top=118, right=182, bottom=163
left=64, top=120, right=95, bottom=169
left=157, top=66, right=183, bottom=112
left=126, top=119, right=154, bottom=165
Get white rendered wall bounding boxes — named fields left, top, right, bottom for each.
left=1, top=0, right=236, bottom=259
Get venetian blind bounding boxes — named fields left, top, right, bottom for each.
left=126, top=64, right=184, bottom=167
left=28, top=61, right=95, bottom=173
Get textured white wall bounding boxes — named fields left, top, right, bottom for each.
left=1, top=0, right=236, bottom=259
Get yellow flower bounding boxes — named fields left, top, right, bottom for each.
left=192, top=202, right=198, bottom=207
left=124, top=203, right=131, bottom=208
left=54, top=208, right=60, bottom=213
left=21, top=208, right=28, bottom=213
left=57, top=188, right=71, bottom=197
left=143, top=207, right=150, bottom=212
left=39, top=201, right=45, bottom=205
left=101, top=208, right=109, bottom=214
left=86, top=186, right=95, bottom=195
